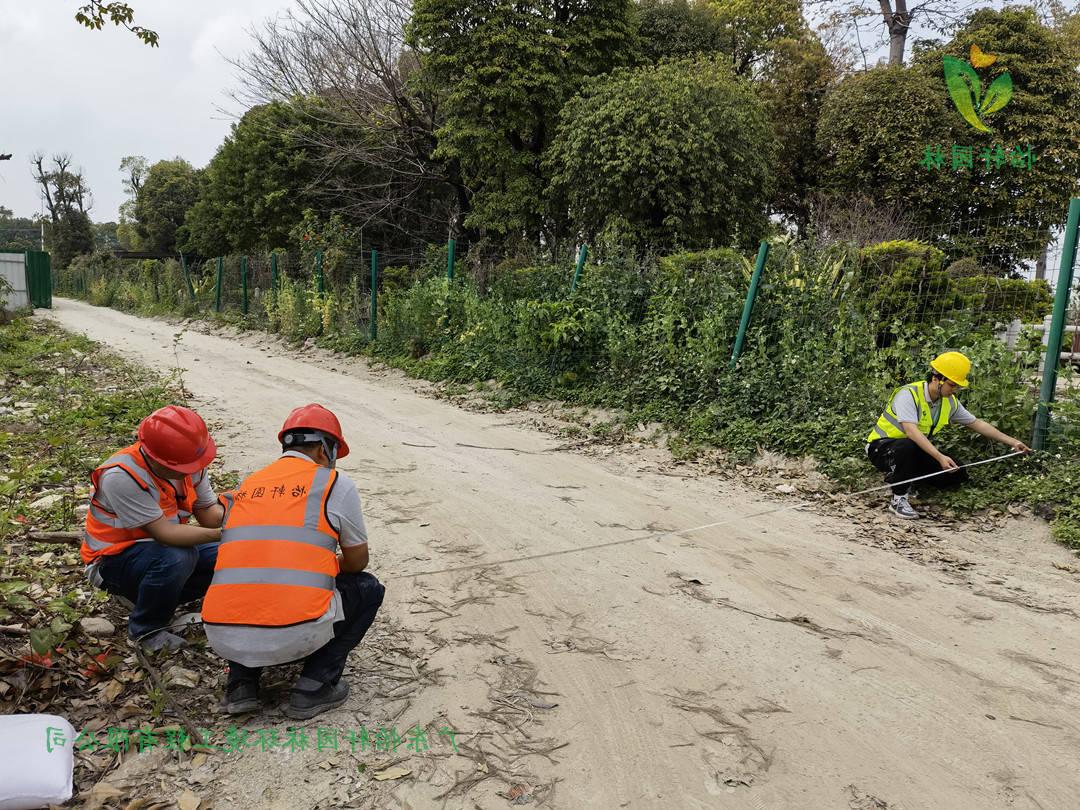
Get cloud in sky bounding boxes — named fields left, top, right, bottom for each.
left=0, top=0, right=293, bottom=221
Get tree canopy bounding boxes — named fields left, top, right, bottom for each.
left=182, top=102, right=329, bottom=256
left=547, top=57, right=775, bottom=251
left=816, top=6, right=1080, bottom=269
left=406, top=0, right=639, bottom=240
left=132, top=158, right=200, bottom=254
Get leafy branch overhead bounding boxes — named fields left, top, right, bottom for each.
left=75, top=1, right=158, bottom=47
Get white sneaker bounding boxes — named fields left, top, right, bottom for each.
left=889, top=494, right=919, bottom=520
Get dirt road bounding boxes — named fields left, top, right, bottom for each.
left=47, top=298, right=1080, bottom=809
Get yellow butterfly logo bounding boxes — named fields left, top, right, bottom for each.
left=970, top=44, right=997, bottom=68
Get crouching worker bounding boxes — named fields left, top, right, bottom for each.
left=82, top=405, right=223, bottom=652
left=866, top=351, right=1030, bottom=520
left=203, top=404, right=385, bottom=720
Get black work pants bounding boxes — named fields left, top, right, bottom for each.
left=866, top=438, right=968, bottom=496
left=227, top=570, right=385, bottom=689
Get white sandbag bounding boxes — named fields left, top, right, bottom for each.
left=0, top=714, right=75, bottom=809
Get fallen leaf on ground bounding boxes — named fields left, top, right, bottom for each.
left=176, top=789, right=201, bottom=810
left=506, top=783, right=534, bottom=804
left=164, top=666, right=199, bottom=688
left=85, top=782, right=125, bottom=810
left=372, top=766, right=411, bottom=781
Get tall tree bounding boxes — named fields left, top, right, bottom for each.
left=407, top=0, right=639, bottom=241
left=756, top=32, right=836, bottom=231
left=117, top=155, right=148, bottom=249
left=32, top=153, right=95, bottom=267
left=547, top=57, right=775, bottom=251
left=635, top=0, right=726, bottom=64
left=182, top=101, right=335, bottom=256
left=234, top=0, right=462, bottom=248
left=133, top=158, right=200, bottom=254
left=815, top=7, right=1080, bottom=269
left=708, top=0, right=805, bottom=75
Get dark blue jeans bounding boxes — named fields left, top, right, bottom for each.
left=227, top=571, right=385, bottom=690
left=97, top=541, right=219, bottom=639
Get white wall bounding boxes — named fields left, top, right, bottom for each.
left=0, top=253, right=29, bottom=310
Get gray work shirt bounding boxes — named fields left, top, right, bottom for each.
left=83, top=466, right=218, bottom=588
left=204, top=451, right=368, bottom=668
left=93, top=466, right=218, bottom=529
left=892, top=382, right=977, bottom=428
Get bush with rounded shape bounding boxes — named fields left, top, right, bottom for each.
left=547, top=57, right=775, bottom=252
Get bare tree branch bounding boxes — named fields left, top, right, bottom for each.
left=228, top=0, right=467, bottom=240
left=808, top=0, right=980, bottom=65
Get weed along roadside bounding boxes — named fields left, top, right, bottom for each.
left=0, top=316, right=223, bottom=801
left=56, top=238, right=1080, bottom=549
left=0, top=314, right=463, bottom=807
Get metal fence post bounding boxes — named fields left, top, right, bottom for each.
left=1033, top=197, right=1080, bottom=450
left=447, top=238, right=456, bottom=280
left=240, top=256, right=249, bottom=315
left=370, top=248, right=378, bottom=342
left=570, top=244, right=588, bottom=292
left=214, top=257, right=224, bottom=312
left=271, top=252, right=279, bottom=292
left=316, top=250, right=325, bottom=295
left=730, top=241, right=771, bottom=368
left=180, top=254, right=196, bottom=304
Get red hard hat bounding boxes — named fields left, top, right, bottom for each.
left=137, top=405, right=217, bottom=474
left=278, top=404, right=350, bottom=459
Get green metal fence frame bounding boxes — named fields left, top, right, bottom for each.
left=730, top=241, right=770, bottom=368
left=370, top=249, right=378, bottom=342
left=1033, top=197, right=1080, bottom=450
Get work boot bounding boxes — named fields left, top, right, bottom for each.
left=889, top=494, right=919, bottom=520
left=285, top=679, right=350, bottom=720
left=222, top=679, right=260, bottom=715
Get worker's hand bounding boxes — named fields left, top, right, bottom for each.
left=1009, top=439, right=1031, bottom=455
left=937, top=453, right=959, bottom=472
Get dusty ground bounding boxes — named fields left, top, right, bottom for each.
left=45, top=298, right=1080, bottom=810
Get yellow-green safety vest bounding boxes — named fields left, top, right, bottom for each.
left=867, top=381, right=956, bottom=443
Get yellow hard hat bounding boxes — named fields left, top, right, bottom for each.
left=930, top=351, right=971, bottom=388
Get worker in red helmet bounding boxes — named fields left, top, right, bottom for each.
left=82, top=405, right=224, bottom=652
left=203, top=404, right=385, bottom=719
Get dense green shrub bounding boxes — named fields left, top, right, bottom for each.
left=52, top=237, right=1079, bottom=545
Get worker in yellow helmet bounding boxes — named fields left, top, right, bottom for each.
left=866, top=351, right=1030, bottom=519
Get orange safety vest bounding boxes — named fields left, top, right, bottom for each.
left=82, top=443, right=198, bottom=564
left=202, top=456, right=340, bottom=628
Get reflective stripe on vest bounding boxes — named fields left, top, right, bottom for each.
left=866, top=382, right=955, bottom=443
left=203, top=456, right=341, bottom=628
left=212, top=567, right=335, bottom=590
left=81, top=443, right=197, bottom=564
